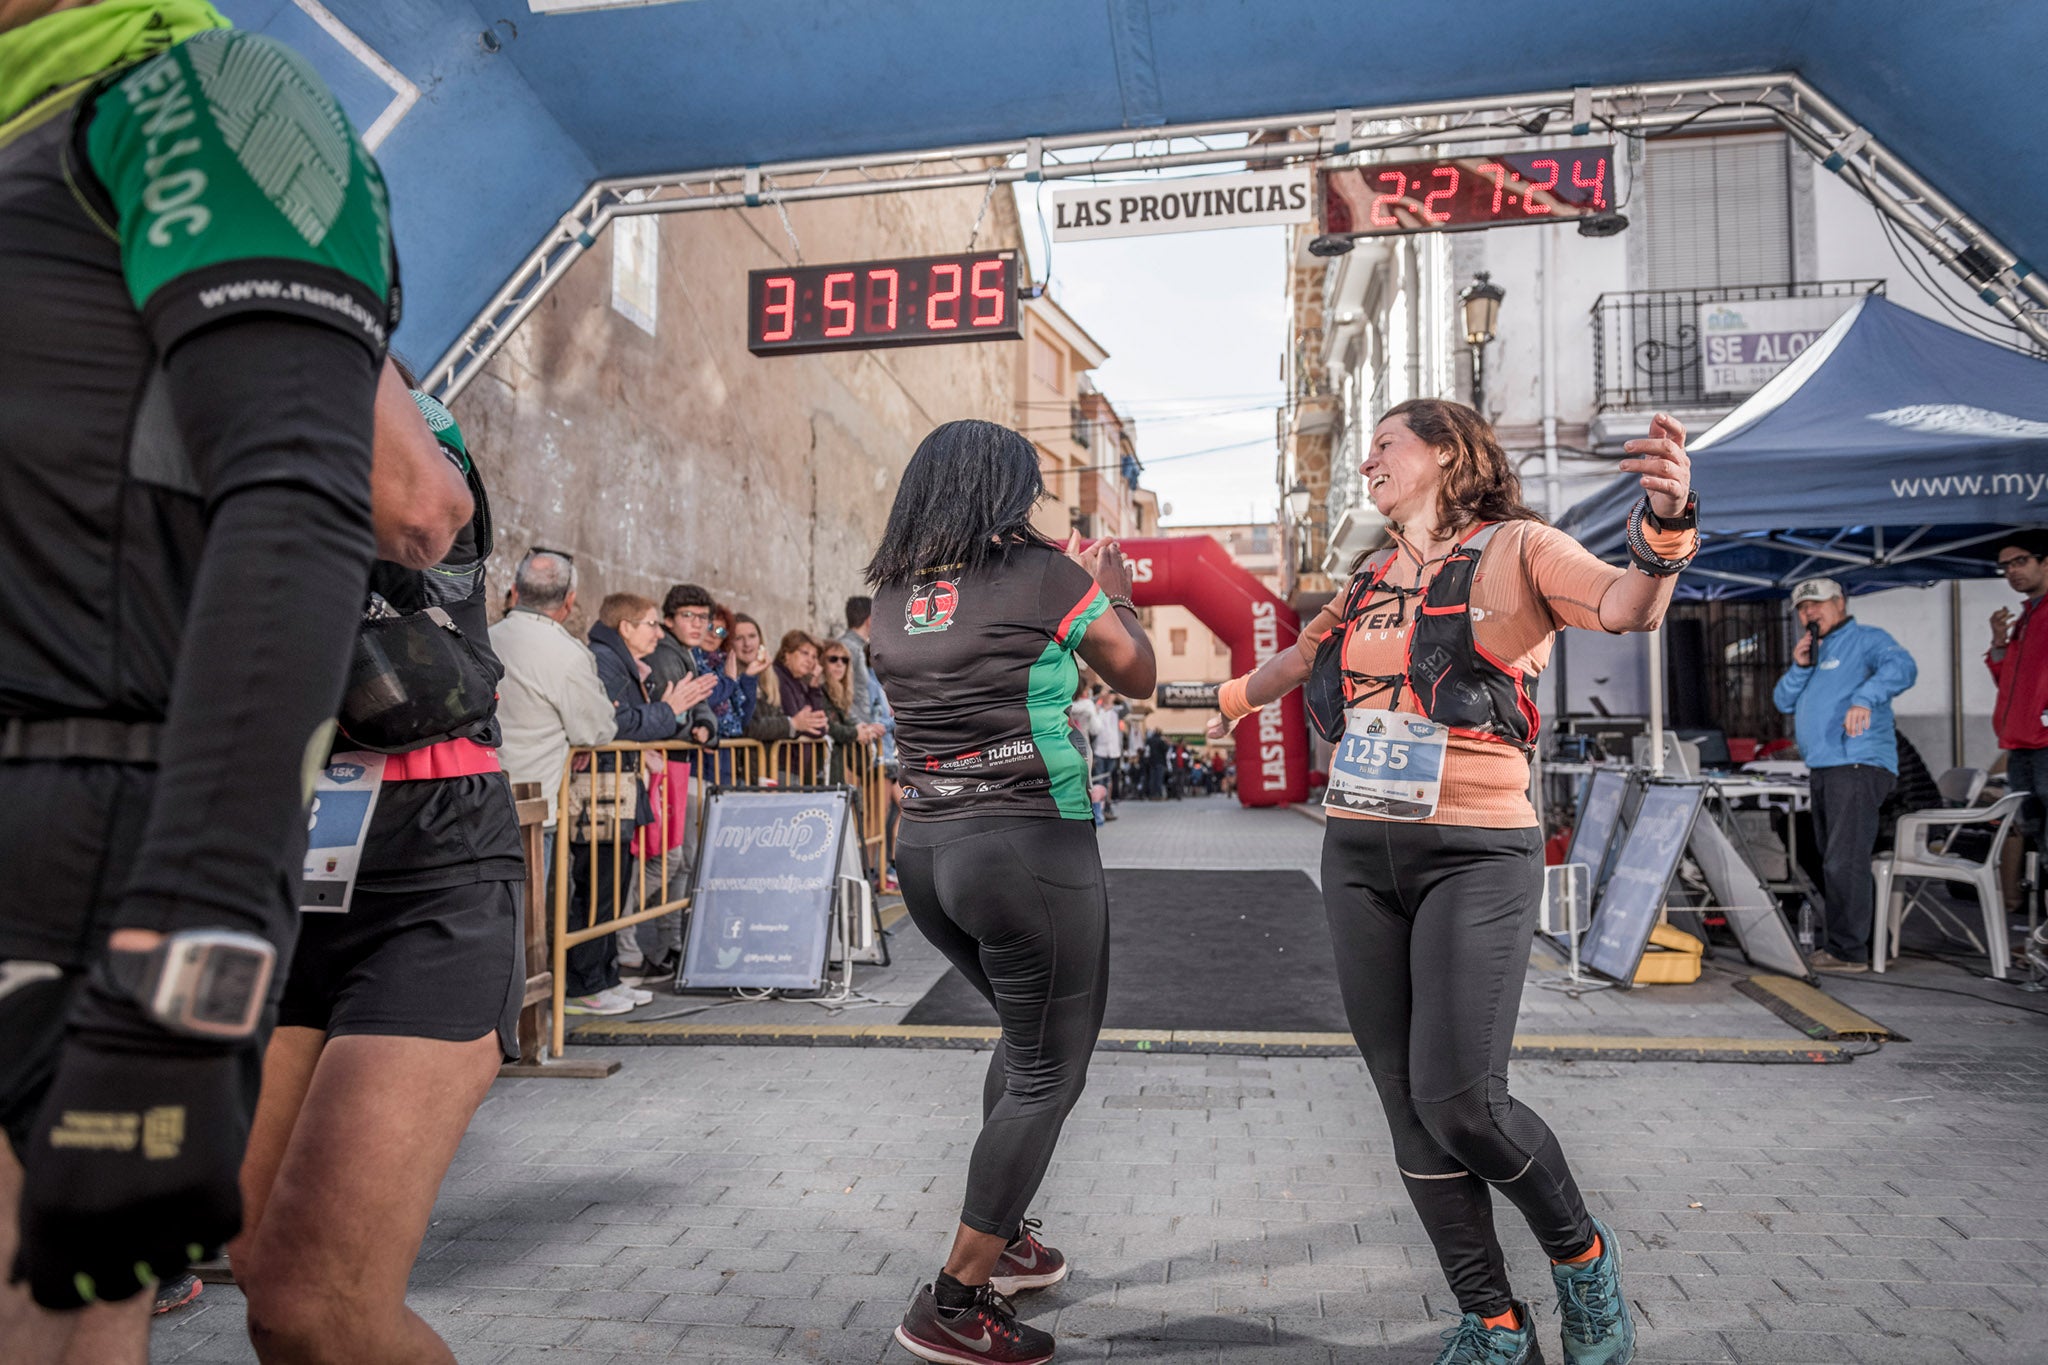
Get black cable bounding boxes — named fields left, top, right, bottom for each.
left=1855, top=173, right=2031, bottom=348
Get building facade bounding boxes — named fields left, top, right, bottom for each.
left=1277, top=125, right=2016, bottom=762
left=454, top=181, right=1029, bottom=641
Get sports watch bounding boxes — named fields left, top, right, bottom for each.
left=1644, top=490, right=1699, bottom=532
left=104, top=929, right=276, bottom=1040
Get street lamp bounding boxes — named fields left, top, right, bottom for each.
left=1458, top=271, right=1506, bottom=415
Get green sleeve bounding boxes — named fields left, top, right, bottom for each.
left=84, top=29, right=396, bottom=357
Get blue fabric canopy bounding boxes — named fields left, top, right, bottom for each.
left=1555, top=296, right=2048, bottom=598
left=211, top=1, right=2048, bottom=367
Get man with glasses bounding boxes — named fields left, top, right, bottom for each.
left=1989, top=532, right=2048, bottom=907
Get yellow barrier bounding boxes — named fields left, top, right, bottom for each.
left=546, top=735, right=889, bottom=1058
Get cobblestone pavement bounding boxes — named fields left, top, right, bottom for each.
left=151, top=800, right=2048, bottom=1364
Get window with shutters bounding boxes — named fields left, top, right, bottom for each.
left=1032, top=334, right=1063, bottom=392
left=1170, top=628, right=1187, bottom=656
left=1642, top=134, right=1792, bottom=289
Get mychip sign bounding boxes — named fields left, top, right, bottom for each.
left=1048, top=167, right=1313, bottom=242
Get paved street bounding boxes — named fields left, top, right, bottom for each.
left=152, top=799, right=2048, bottom=1364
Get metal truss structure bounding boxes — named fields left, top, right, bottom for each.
left=425, top=73, right=2047, bottom=400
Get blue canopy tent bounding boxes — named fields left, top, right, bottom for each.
left=209, top=1, right=2048, bottom=381
left=1556, top=295, right=2048, bottom=600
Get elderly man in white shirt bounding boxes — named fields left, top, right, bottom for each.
left=489, top=549, right=617, bottom=889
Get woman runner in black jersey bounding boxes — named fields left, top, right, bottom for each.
left=868, top=420, right=1155, bottom=1365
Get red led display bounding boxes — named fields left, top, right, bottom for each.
left=748, top=251, right=1023, bottom=355
left=1321, top=147, right=1614, bottom=237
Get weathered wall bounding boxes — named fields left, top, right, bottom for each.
left=452, top=180, right=1023, bottom=640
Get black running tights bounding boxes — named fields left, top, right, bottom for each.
left=896, top=815, right=1110, bottom=1241
left=1321, top=817, right=1597, bottom=1317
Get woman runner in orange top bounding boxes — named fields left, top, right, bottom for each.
left=1209, top=398, right=1696, bottom=1365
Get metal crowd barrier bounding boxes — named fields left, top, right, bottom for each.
left=538, top=734, right=891, bottom=1059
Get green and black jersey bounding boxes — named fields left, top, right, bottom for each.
left=0, top=11, right=397, bottom=723
left=870, top=541, right=1109, bottom=821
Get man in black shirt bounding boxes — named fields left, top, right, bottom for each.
left=0, top=4, right=466, bottom=1355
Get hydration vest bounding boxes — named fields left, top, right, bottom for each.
left=1306, top=523, right=1538, bottom=751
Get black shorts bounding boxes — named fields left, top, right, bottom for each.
left=278, top=878, right=523, bottom=1061
left=0, top=760, right=282, bottom=1153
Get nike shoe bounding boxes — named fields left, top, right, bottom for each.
left=613, top=983, right=654, bottom=1006
left=989, top=1218, right=1068, bottom=1294
left=1431, top=1299, right=1543, bottom=1365
left=1552, top=1219, right=1634, bottom=1364
left=895, top=1281, right=1054, bottom=1365
left=152, top=1273, right=202, bottom=1315
left=563, top=992, right=632, bottom=1016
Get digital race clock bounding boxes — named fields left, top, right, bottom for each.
left=747, top=251, right=1023, bottom=356
left=1321, top=146, right=1614, bottom=237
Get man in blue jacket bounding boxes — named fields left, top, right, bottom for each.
left=1773, top=578, right=1919, bottom=971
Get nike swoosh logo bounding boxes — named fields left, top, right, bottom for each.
left=936, top=1317, right=993, bottom=1351
left=1007, top=1244, right=1040, bottom=1270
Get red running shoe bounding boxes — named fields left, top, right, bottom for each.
left=990, top=1218, right=1068, bottom=1294
left=895, top=1281, right=1053, bottom=1365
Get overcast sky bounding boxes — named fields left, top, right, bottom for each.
left=1014, top=187, right=1289, bottom=528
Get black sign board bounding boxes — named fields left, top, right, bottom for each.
left=1580, top=782, right=1705, bottom=986
left=1321, top=146, right=1615, bottom=237
left=679, top=790, right=851, bottom=992
left=1156, top=682, right=1220, bottom=710
left=747, top=251, right=1023, bottom=356
left=1565, top=769, right=1630, bottom=894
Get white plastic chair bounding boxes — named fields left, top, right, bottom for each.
left=1934, top=766, right=1986, bottom=808
left=1870, top=792, right=2028, bottom=980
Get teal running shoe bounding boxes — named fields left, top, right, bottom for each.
left=1551, top=1218, right=1635, bottom=1364
left=1431, top=1298, right=1543, bottom=1365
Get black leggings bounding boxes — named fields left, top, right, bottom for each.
left=1321, top=818, right=1596, bottom=1317
left=897, top=815, right=1110, bottom=1241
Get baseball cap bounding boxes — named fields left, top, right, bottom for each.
left=1790, top=577, right=1844, bottom=605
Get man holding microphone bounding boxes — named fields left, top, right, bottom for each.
left=1988, top=532, right=2048, bottom=909
left=1774, top=578, right=1919, bottom=971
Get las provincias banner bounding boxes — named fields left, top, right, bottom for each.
left=1048, top=167, right=1312, bottom=243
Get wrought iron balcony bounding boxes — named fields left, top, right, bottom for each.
left=1591, top=280, right=1883, bottom=412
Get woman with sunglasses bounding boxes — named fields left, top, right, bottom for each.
left=868, top=420, right=1154, bottom=1365
left=821, top=645, right=886, bottom=786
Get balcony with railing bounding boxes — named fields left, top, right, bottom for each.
left=1592, top=280, right=1884, bottom=412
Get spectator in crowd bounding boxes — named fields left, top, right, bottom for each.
left=492, top=549, right=618, bottom=891
left=1144, top=726, right=1169, bottom=799
left=820, top=640, right=886, bottom=784
left=1067, top=678, right=1103, bottom=825
left=739, top=615, right=827, bottom=748
left=876, top=681, right=903, bottom=890
left=1773, top=576, right=1918, bottom=971
left=775, top=631, right=831, bottom=718
left=1126, top=709, right=1148, bottom=797
left=774, top=631, right=833, bottom=782
left=1089, top=685, right=1123, bottom=819
left=567, top=594, right=693, bottom=1013
left=646, top=583, right=722, bottom=746
left=838, top=595, right=878, bottom=725
left=709, top=605, right=760, bottom=739
left=1990, top=531, right=2048, bottom=904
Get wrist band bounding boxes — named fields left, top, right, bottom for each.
left=1625, top=497, right=1697, bottom=577
left=1640, top=523, right=1696, bottom=558
left=1107, top=594, right=1136, bottom=612
left=1218, top=676, right=1257, bottom=723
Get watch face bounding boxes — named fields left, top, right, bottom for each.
left=192, top=951, right=264, bottom=1026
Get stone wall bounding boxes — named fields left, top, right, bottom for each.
left=451, top=180, right=1023, bottom=642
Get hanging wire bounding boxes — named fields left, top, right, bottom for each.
left=965, top=165, right=1000, bottom=251
left=769, top=191, right=805, bottom=266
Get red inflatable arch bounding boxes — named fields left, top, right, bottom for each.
left=1115, top=536, right=1309, bottom=808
